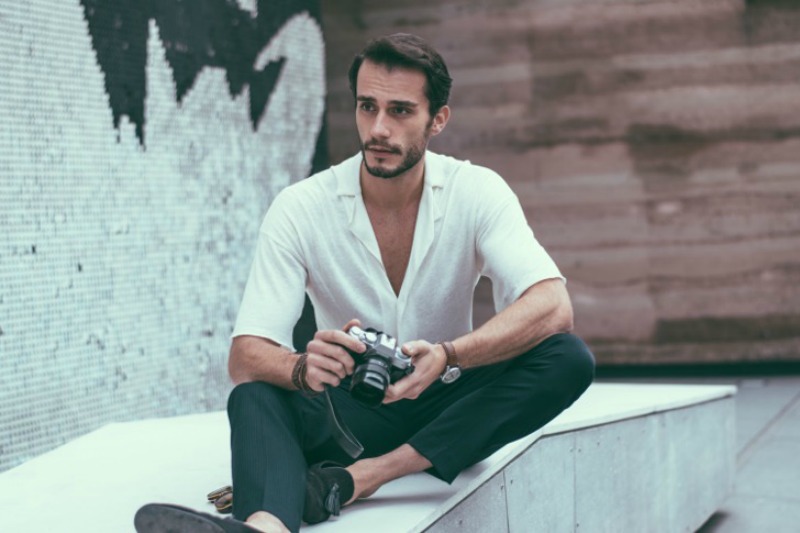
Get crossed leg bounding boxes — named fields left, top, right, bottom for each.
left=228, top=333, right=594, bottom=532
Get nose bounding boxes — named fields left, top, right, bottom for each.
left=370, top=111, right=390, bottom=139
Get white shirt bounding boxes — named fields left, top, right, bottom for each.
left=233, top=151, right=563, bottom=350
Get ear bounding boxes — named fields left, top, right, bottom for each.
left=429, top=105, right=450, bottom=136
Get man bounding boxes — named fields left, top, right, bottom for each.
left=135, top=33, right=594, bottom=533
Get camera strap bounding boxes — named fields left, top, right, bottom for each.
left=323, top=387, right=364, bottom=459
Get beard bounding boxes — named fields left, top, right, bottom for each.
left=361, top=133, right=429, bottom=179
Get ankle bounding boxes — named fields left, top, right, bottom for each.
left=345, top=460, right=380, bottom=505
left=246, top=511, right=290, bottom=533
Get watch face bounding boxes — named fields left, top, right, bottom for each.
left=441, top=366, right=462, bottom=384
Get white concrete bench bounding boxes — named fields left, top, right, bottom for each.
left=0, top=383, right=735, bottom=532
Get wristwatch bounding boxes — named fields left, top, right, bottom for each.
left=438, top=341, right=462, bottom=384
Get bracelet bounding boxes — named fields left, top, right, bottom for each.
left=290, top=353, right=319, bottom=397
left=299, top=357, right=319, bottom=397
left=290, top=353, right=306, bottom=390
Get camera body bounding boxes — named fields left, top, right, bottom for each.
left=346, top=326, right=414, bottom=407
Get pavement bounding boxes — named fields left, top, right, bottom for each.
left=599, top=374, right=800, bottom=533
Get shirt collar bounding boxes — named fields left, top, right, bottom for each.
left=333, top=150, right=446, bottom=197
left=333, top=153, right=363, bottom=197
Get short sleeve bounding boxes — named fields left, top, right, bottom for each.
left=232, top=190, right=307, bottom=350
left=476, top=175, right=564, bottom=313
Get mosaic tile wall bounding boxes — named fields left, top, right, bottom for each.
left=0, top=0, right=325, bottom=472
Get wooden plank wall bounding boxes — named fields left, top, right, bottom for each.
left=321, top=0, right=800, bottom=365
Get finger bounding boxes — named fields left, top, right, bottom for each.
left=342, top=318, right=362, bottom=332
left=304, top=364, right=341, bottom=391
left=306, top=339, right=350, bottom=363
left=383, top=376, right=418, bottom=404
left=384, top=383, right=421, bottom=403
left=401, top=340, right=427, bottom=357
left=306, top=351, right=349, bottom=380
left=306, top=338, right=356, bottom=373
left=306, top=330, right=367, bottom=374
left=313, top=328, right=366, bottom=356
left=383, top=383, right=401, bottom=404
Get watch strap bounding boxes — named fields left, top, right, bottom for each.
left=438, top=341, right=458, bottom=368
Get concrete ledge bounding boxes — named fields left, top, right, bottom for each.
left=0, top=383, right=735, bottom=532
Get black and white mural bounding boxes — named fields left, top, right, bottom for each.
left=0, top=0, right=326, bottom=471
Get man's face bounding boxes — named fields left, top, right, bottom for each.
left=355, top=60, right=448, bottom=179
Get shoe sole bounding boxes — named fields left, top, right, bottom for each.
left=134, top=504, right=225, bottom=533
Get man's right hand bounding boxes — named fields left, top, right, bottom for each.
left=303, top=319, right=366, bottom=392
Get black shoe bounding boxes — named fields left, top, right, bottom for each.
left=303, top=461, right=355, bottom=524
left=134, top=503, right=259, bottom=533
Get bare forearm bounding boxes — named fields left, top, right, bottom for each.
left=229, top=323, right=365, bottom=392
left=453, top=278, right=574, bottom=368
left=228, top=335, right=299, bottom=387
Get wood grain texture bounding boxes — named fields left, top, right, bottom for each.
left=322, top=0, right=800, bottom=364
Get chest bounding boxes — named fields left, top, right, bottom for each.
left=366, top=205, right=419, bottom=296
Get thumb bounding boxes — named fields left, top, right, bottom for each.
left=401, top=340, right=426, bottom=357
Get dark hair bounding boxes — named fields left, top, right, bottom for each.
left=348, top=33, right=453, bottom=116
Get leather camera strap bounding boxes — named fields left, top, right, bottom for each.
left=323, top=387, right=364, bottom=459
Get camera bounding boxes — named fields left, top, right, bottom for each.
left=346, top=326, right=414, bottom=407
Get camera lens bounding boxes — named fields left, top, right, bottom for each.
left=350, top=358, right=391, bottom=407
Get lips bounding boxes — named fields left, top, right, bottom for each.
left=365, top=143, right=399, bottom=155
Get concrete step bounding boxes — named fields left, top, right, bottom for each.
left=0, top=383, right=735, bottom=532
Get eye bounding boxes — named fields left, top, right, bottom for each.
left=391, top=107, right=411, bottom=115
left=359, top=102, right=375, bottom=112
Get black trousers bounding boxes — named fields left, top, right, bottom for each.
left=227, top=333, right=595, bottom=532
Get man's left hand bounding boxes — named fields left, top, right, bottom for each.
left=383, top=340, right=446, bottom=403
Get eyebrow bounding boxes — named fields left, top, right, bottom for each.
left=357, top=96, right=419, bottom=108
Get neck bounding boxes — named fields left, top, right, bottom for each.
left=360, top=159, right=425, bottom=211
